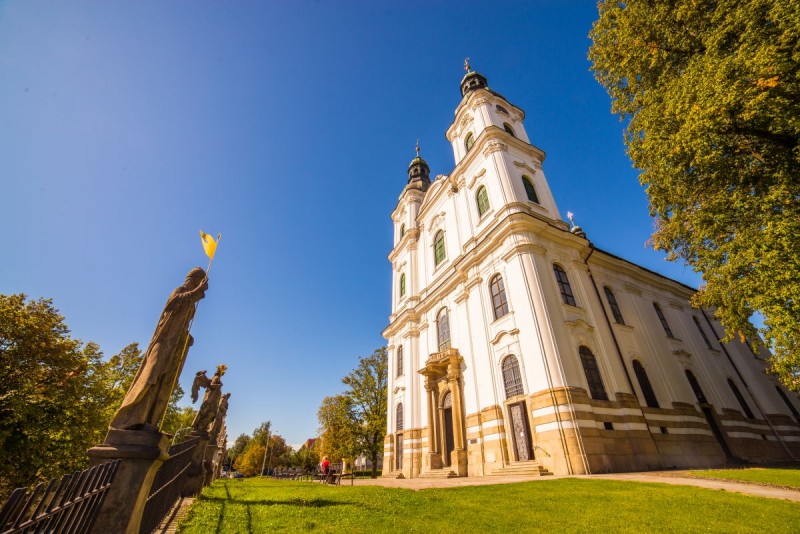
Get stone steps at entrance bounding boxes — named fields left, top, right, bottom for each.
left=488, top=461, right=552, bottom=477
left=419, top=468, right=459, bottom=479
left=383, top=471, right=405, bottom=479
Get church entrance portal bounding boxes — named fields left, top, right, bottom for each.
left=420, top=348, right=467, bottom=476
left=508, top=401, right=533, bottom=461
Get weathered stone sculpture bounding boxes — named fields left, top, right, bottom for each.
left=110, top=267, right=208, bottom=431
left=89, top=267, right=209, bottom=534
left=191, top=365, right=227, bottom=435
left=209, top=393, right=231, bottom=442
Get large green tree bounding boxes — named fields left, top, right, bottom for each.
left=317, top=394, right=359, bottom=464
left=317, top=347, right=388, bottom=477
left=589, top=0, right=800, bottom=389
left=0, top=295, right=141, bottom=498
left=343, top=347, right=388, bottom=478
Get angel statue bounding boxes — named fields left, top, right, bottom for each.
left=110, top=267, right=208, bottom=431
left=191, top=370, right=209, bottom=403
left=191, top=364, right=227, bottom=434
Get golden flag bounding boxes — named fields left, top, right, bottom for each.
left=200, top=230, right=219, bottom=260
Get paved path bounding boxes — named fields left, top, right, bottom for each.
left=348, top=472, right=800, bottom=502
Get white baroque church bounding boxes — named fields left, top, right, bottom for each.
left=382, top=67, right=800, bottom=478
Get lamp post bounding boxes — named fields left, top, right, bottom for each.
left=260, top=430, right=271, bottom=476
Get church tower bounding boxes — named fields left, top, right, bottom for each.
left=383, top=65, right=800, bottom=479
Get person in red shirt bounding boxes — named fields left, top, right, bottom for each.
left=320, top=456, right=330, bottom=474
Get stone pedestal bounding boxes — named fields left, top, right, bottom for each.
left=88, top=429, right=169, bottom=534
left=182, top=431, right=210, bottom=496
left=203, top=445, right=219, bottom=486
left=452, top=449, right=468, bottom=477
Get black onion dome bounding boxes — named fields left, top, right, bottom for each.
left=460, top=70, right=488, bottom=97
left=406, top=154, right=431, bottom=192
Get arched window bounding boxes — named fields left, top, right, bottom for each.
left=503, top=123, right=515, bottom=137
left=604, top=286, right=625, bottom=324
left=396, top=403, right=404, bottom=431
left=632, top=360, right=659, bottom=408
left=464, top=132, right=475, bottom=152
left=496, top=105, right=509, bottom=115
left=400, top=223, right=406, bottom=238
left=476, top=186, right=490, bottom=217
left=502, top=355, right=524, bottom=398
left=489, top=274, right=509, bottom=320
left=553, top=264, right=576, bottom=306
left=728, top=379, right=754, bottom=418
left=434, top=231, right=446, bottom=266
left=399, top=273, right=406, bottom=298
left=685, top=369, right=707, bottom=404
left=522, top=176, right=539, bottom=204
left=653, top=303, right=674, bottom=338
left=579, top=347, right=608, bottom=400
left=396, top=346, right=404, bottom=377
left=693, top=316, right=713, bottom=349
left=437, top=308, right=451, bottom=351
left=775, top=386, right=800, bottom=422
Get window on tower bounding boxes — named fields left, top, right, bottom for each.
left=476, top=186, right=490, bottom=217
left=396, top=346, right=404, bottom=377
left=553, top=264, right=576, bottom=306
left=522, top=176, right=539, bottom=204
left=503, top=123, right=515, bottom=137
left=502, top=355, right=524, bottom=398
left=465, top=132, right=475, bottom=153
left=437, top=308, right=451, bottom=351
left=579, top=347, right=608, bottom=401
left=434, top=231, right=446, bottom=266
left=728, top=379, right=754, bottom=418
left=653, top=303, right=674, bottom=338
left=400, top=223, right=406, bottom=239
left=399, top=273, right=406, bottom=298
left=496, top=105, right=509, bottom=115
left=489, top=274, right=509, bottom=320
left=603, top=286, right=625, bottom=324
left=632, top=360, right=659, bottom=408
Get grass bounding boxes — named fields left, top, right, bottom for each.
left=687, top=467, right=800, bottom=490
left=178, top=477, right=800, bottom=533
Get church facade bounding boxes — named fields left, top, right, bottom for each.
left=382, top=68, right=800, bottom=478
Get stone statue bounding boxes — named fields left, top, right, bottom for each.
left=110, top=267, right=208, bottom=431
left=209, top=393, right=231, bottom=442
left=191, top=370, right=208, bottom=403
left=192, top=365, right=227, bottom=434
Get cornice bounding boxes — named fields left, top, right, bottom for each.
left=446, top=88, right=526, bottom=141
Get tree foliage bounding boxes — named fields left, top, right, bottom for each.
left=317, top=394, right=359, bottom=463
left=317, top=347, right=387, bottom=477
left=230, top=421, right=294, bottom=475
left=589, top=0, right=800, bottom=389
left=0, top=295, right=141, bottom=498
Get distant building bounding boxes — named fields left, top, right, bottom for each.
left=383, top=67, right=800, bottom=478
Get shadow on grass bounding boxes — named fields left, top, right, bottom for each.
left=199, top=495, right=349, bottom=508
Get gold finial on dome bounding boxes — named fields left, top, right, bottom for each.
left=416, top=139, right=421, bottom=158
left=464, top=57, right=471, bottom=72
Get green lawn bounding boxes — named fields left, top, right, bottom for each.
left=178, top=477, right=800, bottom=533
left=687, top=467, right=800, bottom=490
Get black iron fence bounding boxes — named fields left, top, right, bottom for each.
left=139, top=436, right=201, bottom=534
left=0, top=460, right=120, bottom=534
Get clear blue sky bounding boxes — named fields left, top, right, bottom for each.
left=0, top=1, right=702, bottom=447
